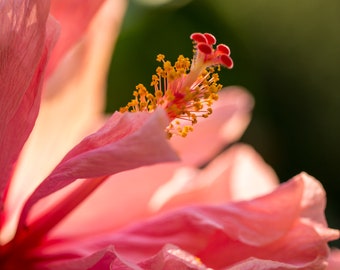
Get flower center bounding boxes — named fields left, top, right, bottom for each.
left=120, top=32, right=233, bottom=138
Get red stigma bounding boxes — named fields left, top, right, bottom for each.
left=220, top=54, right=233, bottom=69
left=190, top=33, right=208, bottom=43
left=197, top=43, right=213, bottom=55
left=217, top=44, right=231, bottom=56
left=204, top=33, right=216, bottom=45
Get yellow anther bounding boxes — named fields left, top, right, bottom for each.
left=156, top=54, right=165, bottom=62
left=155, top=90, right=163, bottom=98
left=121, top=51, right=225, bottom=138
left=165, top=89, right=175, bottom=102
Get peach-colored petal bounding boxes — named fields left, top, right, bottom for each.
left=194, top=221, right=329, bottom=269
left=227, top=253, right=327, bottom=270
left=37, top=174, right=303, bottom=257
left=47, top=246, right=141, bottom=270
left=150, top=144, right=279, bottom=211
left=38, top=173, right=336, bottom=269
left=46, top=144, right=278, bottom=238
left=327, top=249, right=340, bottom=270
left=49, top=162, right=184, bottom=238
left=300, top=172, right=328, bottom=225
left=293, top=173, right=340, bottom=243
left=226, top=144, right=279, bottom=200
left=40, top=222, right=331, bottom=270
left=170, top=86, right=254, bottom=166
left=139, top=244, right=212, bottom=270
left=18, top=109, right=178, bottom=229
left=3, top=0, right=127, bottom=243
left=0, top=0, right=59, bottom=221
left=46, top=244, right=211, bottom=270
left=46, top=0, right=107, bottom=77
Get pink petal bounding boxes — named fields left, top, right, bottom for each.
left=226, top=144, right=279, bottom=200
left=46, top=144, right=277, bottom=239
left=150, top=144, right=279, bottom=211
left=3, top=0, right=127, bottom=242
left=46, top=246, right=141, bottom=270
left=300, top=172, right=328, bottom=224
left=39, top=222, right=331, bottom=270
left=46, top=0, right=107, bottom=77
left=293, top=172, right=339, bottom=243
left=110, top=181, right=304, bottom=258
left=45, top=244, right=210, bottom=270
left=170, top=86, right=254, bottom=166
left=227, top=255, right=327, bottom=270
left=18, top=109, right=178, bottom=229
left=48, top=163, right=184, bottom=238
left=327, top=249, right=340, bottom=270
left=34, top=174, right=337, bottom=269
left=0, top=1, right=59, bottom=211
left=139, top=244, right=211, bottom=270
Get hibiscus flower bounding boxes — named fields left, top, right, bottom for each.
left=0, top=0, right=338, bottom=269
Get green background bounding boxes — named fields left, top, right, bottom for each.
left=107, top=0, right=340, bottom=247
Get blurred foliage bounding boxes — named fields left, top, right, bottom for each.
left=107, top=0, right=340, bottom=246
